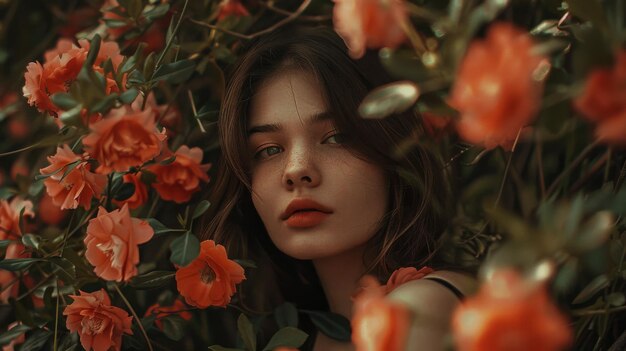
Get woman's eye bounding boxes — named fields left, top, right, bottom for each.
left=254, top=145, right=283, bottom=159
left=323, top=132, right=347, bottom=144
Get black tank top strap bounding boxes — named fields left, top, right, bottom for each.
left=423, top=276, right=465, bottom=300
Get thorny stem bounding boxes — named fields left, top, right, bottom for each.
left=189, top=0, right=312, bottom=40
left=114, top=283, right=154, bottom=351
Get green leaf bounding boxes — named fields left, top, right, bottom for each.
left=103, top=18, right=129, bottom=28
left=262, top=327, right=308, bottom=351
left=21, top=233, right=41, bottom=251
left=49, top=257, right=77, bottom=282
left=570, top=211, right=614, bottom=252
left=90, top=94, right=119, bottom=114
left=127, top=70, right=146, bottom=85
left=84, top=34, right=102, bottom=68
left=169, top=231, right=200, bottom=267
left=302, top=310, right=351, bottom=342
left=208, top=346, right=245, bottom=351
left=0, top=240, right=13, bottom=249
left=567, top=0, right=607, bottom=28
left=192, top=200, right=211, bottom=220
left=607, top=292, right=625, bottom=307
left=573, top=274, right=610, bottom=304
left=119, top=88, right=139, bottom=104
left=130, top=270, right=175, bottom=289
left=59, top=104, right=85, bottom=127
left=162, top=315, right=185, bottom=341
left=358, top=81, right=419, bottom=119
left=160, top=155, right=177, bottom=165
left=144, top=3, right=170, bottom=21
left=50, top=93, right=79, bottom=110
left=151, top=60, right=196, bottom=84
left=0, top=258, right=42, bottom=271
left=274, top=302, right=298, bottom=328
left=20, top=328, right=51, bottom=350
left=0, top=324, right=30, bottom=346
left=238, top=314, right=256, bottom=351
left=147, top=218, right=185, bottom=236
left=114, top=182, right=136, bottom=201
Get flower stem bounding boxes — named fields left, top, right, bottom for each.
left=545, top=140, right=600, bottom=198
left=155, top=0, right=190, bottom=69
left=114, top=283, right=154, bottom=351
left=53, top=280, right=60, bottom=351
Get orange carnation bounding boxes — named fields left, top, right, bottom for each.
left=83, top=106, right=167, bottom=174
left=144, top=299, right=192, bottom=331
left=84, top=204, right=154, bottom=282
left=352, top=275, right=411, bottom=351
left=63, top=289, right=133, bottom=351
left=112, top=173, right=149, bottom=210
left=40, top=145, right=107, bottom=210
left=333, top=0, right=408, bottom=59
left=0, top=197, right=34, bottom=261
left=23, top=38, right=124, bottom=117
left=385, top=266, right=434, bottom=293
left=449, top=22, right=547, bottom=150
left=452, top=269, right=572, bottom=351
left=175, top=240, right=245, bottom=308
left=574, top=50, right=626, bottom=145
left=150, top=145, right=210, bottom=203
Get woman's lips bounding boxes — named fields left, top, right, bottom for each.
left=284, top=210, right=330, bottom=228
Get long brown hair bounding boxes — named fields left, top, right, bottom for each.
left=201, top=25, right=451, bottom=311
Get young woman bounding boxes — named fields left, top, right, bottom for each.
left=201, top=25, right=476, bottom=351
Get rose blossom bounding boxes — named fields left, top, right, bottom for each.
left=0, top=197, right=34, bottom=261
left=574, top=50, right=626, bottom=145
left=23, top=38, right=124, bottom=117
left=449, top=22, right=547, bottom=150
left=84, top=204, right=154, bottom=282
left=175, top=240, right=245, bottom=308
left=352, top=275, right=411, bottom=351
left=385, top=266, right=434, bottom=293
left=149, top=145, right=210, bottom=203
left=452, top=269, right=572, bottom=351
left=333, top=0, right=408, bottom=59
left=63, top=289, right=133, bottom=351
left=40, top=145, right=107, bottom=210
left=82, top=105, right=167, bottom=174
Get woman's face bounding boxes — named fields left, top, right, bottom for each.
left=247, top=69, right=388, bottom=260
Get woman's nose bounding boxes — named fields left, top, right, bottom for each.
left=282, top=146, right=321, bottom=189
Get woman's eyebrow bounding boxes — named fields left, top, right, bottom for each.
left=247, top=111, right=332, bottom=137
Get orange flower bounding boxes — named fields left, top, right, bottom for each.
left=23, top=38, right=124, bottom=117
left=217, top=0, right=250, bottom=20
left=452, top=269, right=571, bottom=351
left=63, top=289, right=133, bottom=351
left=574, top=50, right=626, bottom=145
left=352, top=275, right=411, bottom=351
left=38, top=192, right=68, bottom=226
left=0, top=271, right=19, bottom=304
left=449, top=22, right=547, bottom=150
left=333, top=0, right=408, bottom=59
left=144, top=299, right=192, bottom=331
left=84, top=204, right=154, bottom=282
left=112, top=173, right=149, bottom=210
left=150, top=145, right=210, bottom=203
left=2, top=322, right=25, bottom=351
left=175, top=240, right=245, bottom=308
left=40, top=145, right=107, bottom=210
left=0, top=197, right=34, bottom=261
left=83, top=106, right=167, bottom=174
left=385, top=266, right=434, bottom=293
left=421, top=112, right=454, bottom=140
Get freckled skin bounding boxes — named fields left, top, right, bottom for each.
left=248, top=70, right=388, bottom=260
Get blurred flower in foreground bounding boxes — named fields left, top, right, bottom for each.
left=217, top=0, right=250, bottom=20
left=352, top=275, right=411, bottom=351
left=449, top=22, right=547, bottom=150
left=333, top=0, right=408, bottom=59
left=39, top=145, right=107, bottom=210
left=149, top=145, right=211, bottom=203
left=83, top=106, right=167, bottom=174
left=84, top=204, right=154, bottom=282
left=38, top=192, right=68, bottom=226
left=22, top=38, right=124, bottom=117
left=175, top=240, right=245, bottom=308
left=574, top=50, right=626, bottom=145
left=385, top=266, right=434, bottom=293
left=144, top=299, right=192, bottom=331
left=64, top=289, right=133, bottom=351
left=452, top=269, right=571, bottom=351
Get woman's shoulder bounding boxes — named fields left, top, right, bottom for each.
left=388, top=268, right=477, bottom=301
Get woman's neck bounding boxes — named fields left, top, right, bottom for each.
left=312, top=246, right=366, bottom=319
